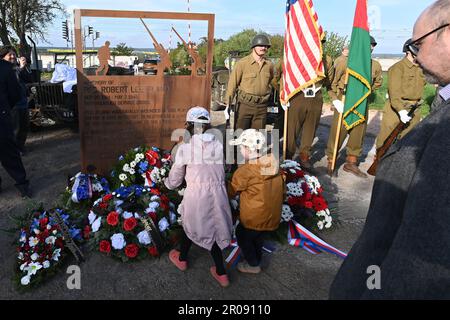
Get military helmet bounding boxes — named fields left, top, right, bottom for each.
left=403, top=38, right=413, bottom=53
left=370, top=35, right=377, bottom=46
left=251, top=34, right=271, bottom=49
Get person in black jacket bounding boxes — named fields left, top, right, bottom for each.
left=329, top=0, right=450, bottom=299
left=0, top=46, right=31, bottom=197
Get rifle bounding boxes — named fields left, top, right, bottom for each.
left=367, top=102, right=421, bottom=176
left=140, top=18, right=172, bottom=73
left=171, top=27, right=205, bottom=74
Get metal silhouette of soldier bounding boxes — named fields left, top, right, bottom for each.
left=172, top=27, right=206, bottom=76
left=140, top=18, right=172, bottom=76
left=96, top=41, right=111, bottom=75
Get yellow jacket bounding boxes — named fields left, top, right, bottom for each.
left=229, top=154, right=285, bottom=231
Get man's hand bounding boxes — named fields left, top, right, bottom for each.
left=19, top=57, right=27, bottom=68
left=398, top=110, right=412, bottom=123
left=332, top=100, right=344, bottom=114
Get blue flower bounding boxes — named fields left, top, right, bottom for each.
left=138, top=161, right=149, bottom=174
left=118, top=155, right=124, bottom=161
left=69, top=228, right=82, bottom=241
left=152, top=147, right=160, bottom=152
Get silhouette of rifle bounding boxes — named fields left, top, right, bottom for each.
left=367, top=101, right=421, bottom=176
left=140, top=18, right=172, bottom=74
left=171, top=27, right=205, bottom=74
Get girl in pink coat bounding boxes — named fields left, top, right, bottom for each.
left=164, top=106, right=233, bottom=287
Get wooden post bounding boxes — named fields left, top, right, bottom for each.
left=329, top=71, right=349, bottom=175
left=282, top=105, right=289, bottom=160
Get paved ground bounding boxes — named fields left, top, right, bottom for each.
left=0, top=107, right=381, bottom=300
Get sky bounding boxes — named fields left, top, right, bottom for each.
left=39, top=0, right=436, bottom=54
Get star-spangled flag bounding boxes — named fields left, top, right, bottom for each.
left=281, top=0, right=325, bottom=105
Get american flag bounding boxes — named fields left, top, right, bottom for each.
left=281, top=0, right=325, bottom=104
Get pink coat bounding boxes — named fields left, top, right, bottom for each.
left=164, top=134, right=233, bottom=250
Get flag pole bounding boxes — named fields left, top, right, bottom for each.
left=329, top=71, right=349, bottom=176
left=283, top=105, right=289, bottom=160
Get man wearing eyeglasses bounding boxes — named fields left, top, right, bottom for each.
left=375, top=39, right=426, bottom=149
left=329, top=0, right=450, bottom=299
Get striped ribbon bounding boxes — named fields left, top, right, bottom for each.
left=225, top=238, right=276, bottom=270
left=288, top=220, right=347, bottom=259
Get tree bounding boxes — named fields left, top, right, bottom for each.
left=0, top=0, right=64, bottom=60
left=323, top=31, right=349, bottom=60
left=112, top=42, right=134, bottom=56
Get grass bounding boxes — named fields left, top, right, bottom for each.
left=322, top=71, right=437, bottom=118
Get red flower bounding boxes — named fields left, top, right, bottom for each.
left=312, top=196, right=328, bottom=211
left=83, top=225, right=91, bottom=239
left=304, top=201, right=313, bottom=209
left=145, top=150, right=159, bottom=165
left=295, top=170, right=305, bottom=179
left=106, top=211, right=119, bottom=226
left=125, top=244, right=139, bottom=258
left=55, top=238, right=64, bottom=249
left=123, top=217, right=137, bottom=232
left=148, top=212, right=157, bottom=222
left=39, top=218, right=49, bottom=228
left=103, top=194, right=113, bottom=202
left=287, top=196, right=302, bottom=206
left=99, top=202, right=108, bottom=210
left=148, top=246, right=159, bottom=257
left=150, top=188, right=161, bottom=195
left=99, top=240, right=111, bottom=253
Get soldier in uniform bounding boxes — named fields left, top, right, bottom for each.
left=326, top=36, right=383, bottom=178
left=375, top=39, right=426, bottom=149
left=226, top=34, right=274, bottom=130
left=273, top=38, right=335, bottom=170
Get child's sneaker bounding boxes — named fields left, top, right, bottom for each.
left=237, top=262, right=261, bottom=274
left=210, top=266, right=230, bottom=287
left=169, top=249, right=187, bottom=271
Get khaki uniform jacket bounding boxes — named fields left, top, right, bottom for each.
left=387, top=57, right=425, bottom=112
left=226, top=54, right=274, bottom=103
left=329, top=56, right=383, bottom=101
left=273, top=55, right=335, bottom=94
left=228, top=154, right=285, bottom=231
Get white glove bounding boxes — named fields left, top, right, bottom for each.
left=398, top=110, right=412, bottom=124
left=332, top=100, right=344, bottom=114
left=224, top=105, right=230, bottom=121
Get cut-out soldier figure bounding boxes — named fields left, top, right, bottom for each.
left=326, top=35, right=383, bottom=178
left=375, top=39, right=426, bottom=149
left=273, top=38, right=335, bottom=170
left=140, top=19, right=172, bottom=76
left=96, top=41, right=111, bottom=76
left=172, top=27, right=205, bottom=76
left=225, top=34, right=274, bottom=130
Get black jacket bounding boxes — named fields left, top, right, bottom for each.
left=0, top=59, right=21, bottom=111
left=329, top=98, right=450, bottom=299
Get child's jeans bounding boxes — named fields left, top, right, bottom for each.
left=178, top=231, right=227, bottom=275
left=235, top=223, right=267, bottom=267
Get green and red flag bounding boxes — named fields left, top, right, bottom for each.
left=343, top=0, right=372, bottom=130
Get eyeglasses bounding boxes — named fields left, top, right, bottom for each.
left=408, top=23, right=449, bottom=56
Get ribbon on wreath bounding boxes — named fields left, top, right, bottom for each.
left=288, top=220, right=347, bottom=259
left=71, top=173, right=93, bottom=203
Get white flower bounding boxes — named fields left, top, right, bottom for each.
left=20, top=262, right=29, bottom=271
left=317, top=221, right=324, bottom=230
left=122, top=211, right=133, bottom=219
left=160, top=168, right=167, bottom=176
left=145, top=208, right=155, bottom=214
left=134, top=212, right=141, bottom=219
left=305, top=175, right=321, bottom=195
left=93, top=198, right=103, bottom=206
left=111, top=233, right=126, bottom=250
left=52, top=230, right=57, bottom=235
left=43, top=260, right=51, bottom=269
left=47, top=224, right=51, bottom=230
left=123, top=164, right=130, bottom=172
left=31, top=253, right=39, bottom=261
left=115, top=199, right=124, bottom=207
left=92, top=182, right=103, bottom=192
left=178, top=188, right=185, bottom=196
left=119, top=174, right=127, bottom=181
left=45, top=236, right=56, bottom=245
left=88, top=211, right=97, bottom=225
left=20, top=275, right=31, bottom=286
left=325, top=220, right=332, bottom=229
left=150, top=167, right=161, bottom=183
left=316, top=210, right=327, bottom=218
left=150, top=195, right=160, bottom=201
left=29, top=237, right=39, bottom=247
left=148, top=201, right=159, bottom=211
left=281, top=160, right=302, bottom=170
left=129, top=169, right=135, bottom=175
left=91, top=217, right=102, bottom=233
left=287, top=182, right=304, bottom=197
left=169, top=212, right=177, bottom=224
left=27, top=262, right=43, bottom=275
left=158, top=217, right=169, bottom=232
left=137, top=230, right=152, bottom=245
left=33, top=229, right=40, bottom=235
left=18, top=252, right=24, bottom=260
left=52, top=249, right=61, bottom=261
left=281, top=205, right=294, bottom=222
left=130, top=161, right=137, bottom=168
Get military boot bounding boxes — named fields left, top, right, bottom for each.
left=343, top=155, right=368, bottom=179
